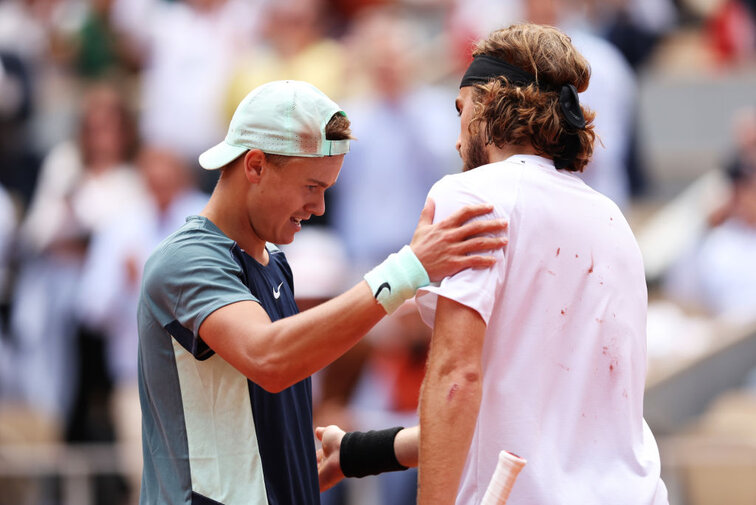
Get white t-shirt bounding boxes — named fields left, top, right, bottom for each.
left=416, top=155, right=668, bottom=505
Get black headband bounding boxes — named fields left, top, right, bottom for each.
left=460, top=54, right=586, bottom=131
left=460, top=54, right=539, bottom=88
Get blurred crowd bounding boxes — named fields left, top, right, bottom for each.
left=0, top=0, right=755, bottom=504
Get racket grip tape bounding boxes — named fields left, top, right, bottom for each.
left=480, top=450, right=527, bottom=505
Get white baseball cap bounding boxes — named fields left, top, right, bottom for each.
left=198, top=80, right=350, bottom=170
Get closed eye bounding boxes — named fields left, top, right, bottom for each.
left=306, top=178, right=330, bottom=192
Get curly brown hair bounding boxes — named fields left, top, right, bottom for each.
left=469, top=24, right=597, bottom=172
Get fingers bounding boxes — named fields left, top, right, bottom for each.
left=458, top=254, right=498, bottom=269
left=450, top=218, right=508, bottom=241
left=434, top=253, right=498, bottom=276
left=315, top=426, right=325, bottom=441
left=441, top=236, right=506, bottom=275
left=455, top=236, right=508, bottom=255
left=443, top=203, right=495, bottom=227
left=416, top=198, right=436, bottom=226
left=411, top=201, right=508, bottom=281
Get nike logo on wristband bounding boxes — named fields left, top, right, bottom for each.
left=374, top=282, right=391, bottom=299
left=273, top=282, right=283, bottom=299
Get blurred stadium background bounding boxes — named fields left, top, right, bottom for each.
left=0, top=0, right=755, bottom=504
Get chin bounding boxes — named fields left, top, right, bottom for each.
left=277, top=233, right=297, bottom=245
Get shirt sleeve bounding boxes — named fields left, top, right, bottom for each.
left=416, top=175, right=506, bottom=328
left=142, top=236, right=257, bottom=360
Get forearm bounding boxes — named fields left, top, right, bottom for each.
left=247, top=244, right=435, bottom=390
left=418, top=369, right=481, bottom=504
left=394, top=426, right=419, bottom=468
left=417, top=296, right=486, bottom=505
left=260, top=282, right=384, bottom=390
left=203, top=252, right=424, bottom=392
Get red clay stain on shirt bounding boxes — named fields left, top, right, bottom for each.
left=603, top=345, right=619, bottom=373
left=561, top=309, right=566, bottom=315
left=588, top=255, right=594, bottom=274
left=556, top=247, right=561, bottom=257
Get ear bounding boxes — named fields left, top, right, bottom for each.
left=243, top=149, right=266, bottom=183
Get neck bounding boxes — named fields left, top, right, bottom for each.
left=487, top=143, right=543, bottom=164
left=200, top=170, right=269, bottom=264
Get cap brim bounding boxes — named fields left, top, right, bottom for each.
left=198, top=141, right=248, bottom=170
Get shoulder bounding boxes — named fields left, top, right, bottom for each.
left=142, top=218, right=254, bottom=313
left=145, top=218, right=238, bottom=281
left=157, top=217, right=235, bottom=256
left=432, top=159, right=526, bottom=191
left=428, top=161, right=524, bottom=221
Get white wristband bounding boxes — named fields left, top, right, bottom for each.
left=364, top=245, right=430, bottom=314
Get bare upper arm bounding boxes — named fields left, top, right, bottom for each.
left=431, top=296, right=487, bottom=366
left=198, top=300, right=275, bottom=382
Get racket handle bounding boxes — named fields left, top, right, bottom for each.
left=480, top=450, right=527, bottom=505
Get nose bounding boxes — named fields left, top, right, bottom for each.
left=307, top=194, right=326, bottom=217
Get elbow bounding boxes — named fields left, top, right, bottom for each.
left=257, top=379, right=288, bottom=394
left=254, top=372, right=288, bottom=394
left=450, top=369, right=482, bottom=389
left=435, top=365, right=482, bottom=400
left=436, top=356, right=482, bottom=384
left=242, top=352, right=292, bottom=393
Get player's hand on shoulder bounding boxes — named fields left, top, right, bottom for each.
left=410, top=198, right=507, bottom=282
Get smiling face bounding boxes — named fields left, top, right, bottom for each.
left=455, top=87, right=490, bottom=172
left=246, top=154, right=344, bottom=247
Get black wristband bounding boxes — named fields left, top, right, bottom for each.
left=339, top=427, right=408, bottom=478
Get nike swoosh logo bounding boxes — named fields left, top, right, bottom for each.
left=374, top=282, right=391, bottom=299
left=273, top=282, right=283, bottom=300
